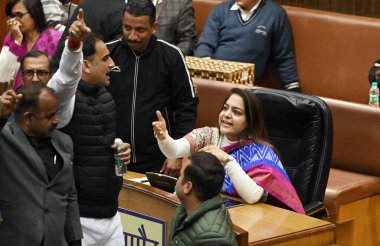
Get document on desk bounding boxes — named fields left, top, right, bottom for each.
left=129, top=177, right=150, bottom=185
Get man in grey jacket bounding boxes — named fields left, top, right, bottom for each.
left=169, top=152, right=237, bottom=246
left=154, top=0, right=197, bottom=55
left=0, top=83, right=82, bottom=246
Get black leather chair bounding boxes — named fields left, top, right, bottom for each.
left=252, top=88, right=333, bottom=217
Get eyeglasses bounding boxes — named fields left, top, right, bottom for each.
left=22, top=70, right=51, bottom=79
left=8, top=11, right=29, bottom=20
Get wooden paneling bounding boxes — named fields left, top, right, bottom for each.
left=274, top=0, right=380, bottom=18
left=0, top=1, right=8, bottom=45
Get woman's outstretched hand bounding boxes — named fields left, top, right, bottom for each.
left=152, top=110, right=167, bottom=140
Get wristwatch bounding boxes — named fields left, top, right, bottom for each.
left=224, top=155, right=234, bottom=165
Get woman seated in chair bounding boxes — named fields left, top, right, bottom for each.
left=153, top=88, right=305, bottom=214
left=0, top=0, right=62, bottom=90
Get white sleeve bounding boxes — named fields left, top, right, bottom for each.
left=225, top=157, right=266, bottom=204
left=0, top=46, right=20, bottom=83
left=48, top=40, right=83, bottom=129
left=158, top=135, right=191, bottom=158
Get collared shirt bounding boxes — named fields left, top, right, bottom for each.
left=125, top=0, right=158, bottom=6
left=27, top=136, right=63, bottom=182
left=230, top=0, right=262, bottom=21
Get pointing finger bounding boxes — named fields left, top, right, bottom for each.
left=77, top=8, right=84, bottom=23
left=156, top=110, right=164, bottom=122
left=8, top=79, right=15, bottom=90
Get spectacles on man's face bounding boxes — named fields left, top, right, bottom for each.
left=22, top=70, right=51, bottom=79
left=8, top=11, right=29, bottom=20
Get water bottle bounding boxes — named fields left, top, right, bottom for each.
left=369, top=82, right=379, bottom=107
left=114, top=138, right=127, bottom=176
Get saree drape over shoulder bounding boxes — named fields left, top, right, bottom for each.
left=184, top=127, right=305, bottom=214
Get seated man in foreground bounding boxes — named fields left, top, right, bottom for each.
left=169, top=152, right=237, bottom=246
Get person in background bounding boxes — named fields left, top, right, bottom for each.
left=19, top=8, right=85, bottom=87
left=0, top=83, right=83, bottom=246
left=195, top=0, right=300, bottom=92
left=169, top=152, right=238, bottom=246
left=58, top=32, right=131, bottom=246
left=0, top=0, right=62, bottom=90
left=2, top=9, right=87, bottom=125
left=153, top=88, right=305, bottom=214
left=41, top=0, right=66, bottom=31
left=125, top=0, right=197, bottom=55
left=51, top=0, right=126, bottom=71
left=368, top=59, right=380, bottom=88
left=107, top=0, right=197, bottom=176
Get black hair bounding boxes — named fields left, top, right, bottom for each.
left=14, top=83, right=56, bottom=120
left=6, top=0, right=47, bottom=33
left=183, top=152, right=225, bottom=201
left=20, top=50, right=52, bottom=73
left=221, top=88, right=273, bottom=148
left=124, top=0, right=156, bottom=25
left=368, top=59, right=380, bottom=87
left=82, top=33, right=104, bottom=61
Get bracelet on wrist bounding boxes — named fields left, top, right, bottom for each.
left=68, top=36, right=81, bottom=50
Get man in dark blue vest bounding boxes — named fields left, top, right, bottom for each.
left=49, top=10, right=131, bottom=245
left=58, top=31, right=131, bottom=245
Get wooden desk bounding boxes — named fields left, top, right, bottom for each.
left=119, top=172, right=179, bottom=243
left=119, top=172, right=335, bottom=246
left=228, top=204, right=335, bottom=246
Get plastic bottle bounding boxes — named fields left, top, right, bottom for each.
left=369, top=82, right=379, bottom=107
left=114, top=138, right=127, bottom=176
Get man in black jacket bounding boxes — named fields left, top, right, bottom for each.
left=59, top=32, right=131, bottom=245
left=107, top=0, right=197, bottom=176
left=50, top=10, right=131, bottom=245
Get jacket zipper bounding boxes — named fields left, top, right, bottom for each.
left=131, top=55, right=140, bottom=163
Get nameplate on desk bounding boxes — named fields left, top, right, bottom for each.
left=118, top=208, right=166, bottom=246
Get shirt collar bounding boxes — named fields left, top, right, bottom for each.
left=230, top=0, right=262, bottom=14
left=125, top=0, right=159, bottom=5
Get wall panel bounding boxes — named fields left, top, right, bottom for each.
left=0, top=1, right=7, bottom=45
left=274, top=0, right=380, bottom=18
left=1, top=0, right=379, bottom=53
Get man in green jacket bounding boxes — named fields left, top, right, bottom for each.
left=169, top=152, right=237, bottom=246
